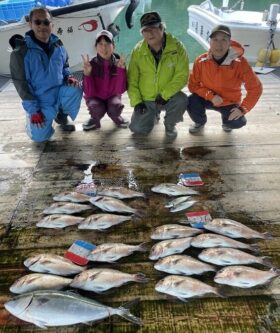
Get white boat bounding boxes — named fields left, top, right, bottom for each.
left=187, top=0, right=280, bottom=63
left=0, top=0, right=139, bottom=75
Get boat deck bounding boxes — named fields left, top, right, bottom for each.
left=0, top=71, right=279, bottom=332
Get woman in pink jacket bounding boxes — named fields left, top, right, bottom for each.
left=82, top=30, right=128, bottom=131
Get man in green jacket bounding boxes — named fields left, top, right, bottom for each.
left=128, top=11, right=189, bottom=138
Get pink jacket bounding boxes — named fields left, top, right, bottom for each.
left=83, top=55, right=127, bottom=100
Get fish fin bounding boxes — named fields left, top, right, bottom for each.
left=33, top=319, right=48, bottom=329
left=262, top=232, right=274, bottom=240
left=270, top=268, right=280, bottom=275
left=177, top=297, right=189, bottom=303
left=261, top=256, right=274, bottom=268
left=118, top=298, right=142, bottom=326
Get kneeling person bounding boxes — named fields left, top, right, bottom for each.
left=128, top=11, right=189, bottom=138
left=10, top=7, right=82, bottom=142
left=82, top=30, right=128, bottom=131
left=187, top=24, right=262, bottom=134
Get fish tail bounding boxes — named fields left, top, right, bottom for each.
left=270, top=267, right=280, bottom=276
left=215, top=287, right=226, bottom=298
left=118, top=298, right=142, bottom=326
left=249, top=244, right=260, bottom=253
left=133, top=273, right=149, bottom=283
left=137, top=242, right=150, bottom=252
left=262, top=232, right=274, bottom=240
left=261, top=256, right=274, bottom=267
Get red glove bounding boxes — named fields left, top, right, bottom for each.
left=31, top=111, right=45, bottom=127
left=66, top=76, right=79, bottom=87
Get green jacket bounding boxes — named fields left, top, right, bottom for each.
left=128, top=32, right=189, bottom=107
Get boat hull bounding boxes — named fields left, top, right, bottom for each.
left=187, top=4, right=280, bottom=63
left=0, top=0, right=129, bottom=75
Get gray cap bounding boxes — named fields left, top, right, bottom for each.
left=209, top=25, right=231, bottom=38
left=96, top=30, right=113, bottom=42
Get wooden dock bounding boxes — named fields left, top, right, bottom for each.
left=0, top=71, right=279, bottom=332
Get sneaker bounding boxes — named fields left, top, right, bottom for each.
left=55, top=111, right=67, bottom=125
left=165, top=125, right=177, bottom=138
left=189, top=123, right=205, bottom=134
left=55, top=111, right=75, bottom=131
left=82, top=118, right=99, bottom=131
left=222, top=125, right=232, bottom=132
left=154, top=112, right=160, bottom=124
left=116, top=119, right=129, bottom=129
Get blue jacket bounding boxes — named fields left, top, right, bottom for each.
left=10, top=32, right=70, bottom=115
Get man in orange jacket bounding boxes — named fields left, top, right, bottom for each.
left=187, top=24, right=262, bottom=134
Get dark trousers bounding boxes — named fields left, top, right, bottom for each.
left=85, top=95, right=124, bottom=128
left=187, top=93, right=247, bottom=129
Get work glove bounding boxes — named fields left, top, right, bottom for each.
left=155, top=94, right=168, bottom=106
left=65, top=76, right=79, bottom=87
left=134, top=102, right=146, bottom=114
left=31, top=111, right=45, bottom=127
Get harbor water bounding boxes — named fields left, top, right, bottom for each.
left=115, top=0, right=280, bottom=62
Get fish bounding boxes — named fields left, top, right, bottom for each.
left=78, top=213, right=132, bottom=231
left=43, top=202, right=92, bottom=215
left=149, top=237, right=193, bottom=260
left=170, top=200, right=196, bottom=213
left=151, top=183, right=198, bottom=196
left=4, top=290, right=142, bottom=328
left=97, top=187, right=145, bottom=199
left=154, top=254, right=216, bottom=275
left=155, top=275, right=221, bottom=302
left=89, top=196, right=140, bottom=215
left=165, top=196, right=191, bottom=208
left=191, top=233, right=259, bottom=252
left=70, top=268, right=149, bottom=293
left=204, top=218, right=273, bottom=239
left=150, top=224, right=202, bottom=240
left=214, top=266, right=280, bottom=288
left=198, top=248, right=273, bottom=267
left=10, top=273, right=72, bottom=294
left=87, top=242, right=148, bottom=263
left=36, top=214, right=84, bottom=229
left=24, top=254, right=86, bottom=276
left=53, top=191, right=91, bottom=203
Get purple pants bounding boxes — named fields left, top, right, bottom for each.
left=85, top=95, right=124, bottom=128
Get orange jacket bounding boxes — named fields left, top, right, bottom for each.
left=188, top=40, right=262, bottom=113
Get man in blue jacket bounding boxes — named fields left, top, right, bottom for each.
left=10, top=7, right=82, bottom=142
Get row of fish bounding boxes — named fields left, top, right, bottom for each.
left=147, top=198, right=278, bottom=301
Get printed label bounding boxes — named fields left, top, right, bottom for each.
left=186, top=211, right=212, bottom=228
left=178, top=172, right=204, bottom=186
left=64, top=240, right=96, bottom=265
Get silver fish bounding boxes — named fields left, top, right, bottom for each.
left=24, top=254, right=86, bottom=276
left=170, top=200, right=196, bottom=213
left=43, top=202, right=92, bottom=215
left=97, top=187, right=145, bottom=199
left=151, top=183, right=198, bottom=196
left=155, top=275, right=221, bottom=301
left=154, top=254, right=216, bottom=275
left=36, top=214, right=84, bottom=229
left=89, top=196, right=139, bottom=215
left=204, top=218, right=273, bottom=239
left=214, top=266, right=280, bottom=288
left=149, top=237, right=193, bottom=260
left=53, top=191, right=91, bottom=203
left=165, top=196, right=191, bottom=208
left=191, top=233, right=259, bottom=252
left=87, top=242, right=148, bottom=263
left=70, top=268, right=148, bottom=293
left=150, top=224, right=202, bottom=240
left=78, top=213, right=132, bottom=231
left=4, top=290, right=141, bottom=328
left=198, top=247, right=273, bottom=267
left=10, top=273, right=72, bottom=294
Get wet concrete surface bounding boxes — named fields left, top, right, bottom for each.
left=0, top=75, right=280, bottom=332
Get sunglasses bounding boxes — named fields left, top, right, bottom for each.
left=33, top=19, right=51, bottom=26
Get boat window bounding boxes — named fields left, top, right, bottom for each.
left=200, top=0, right=215, bottom=13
